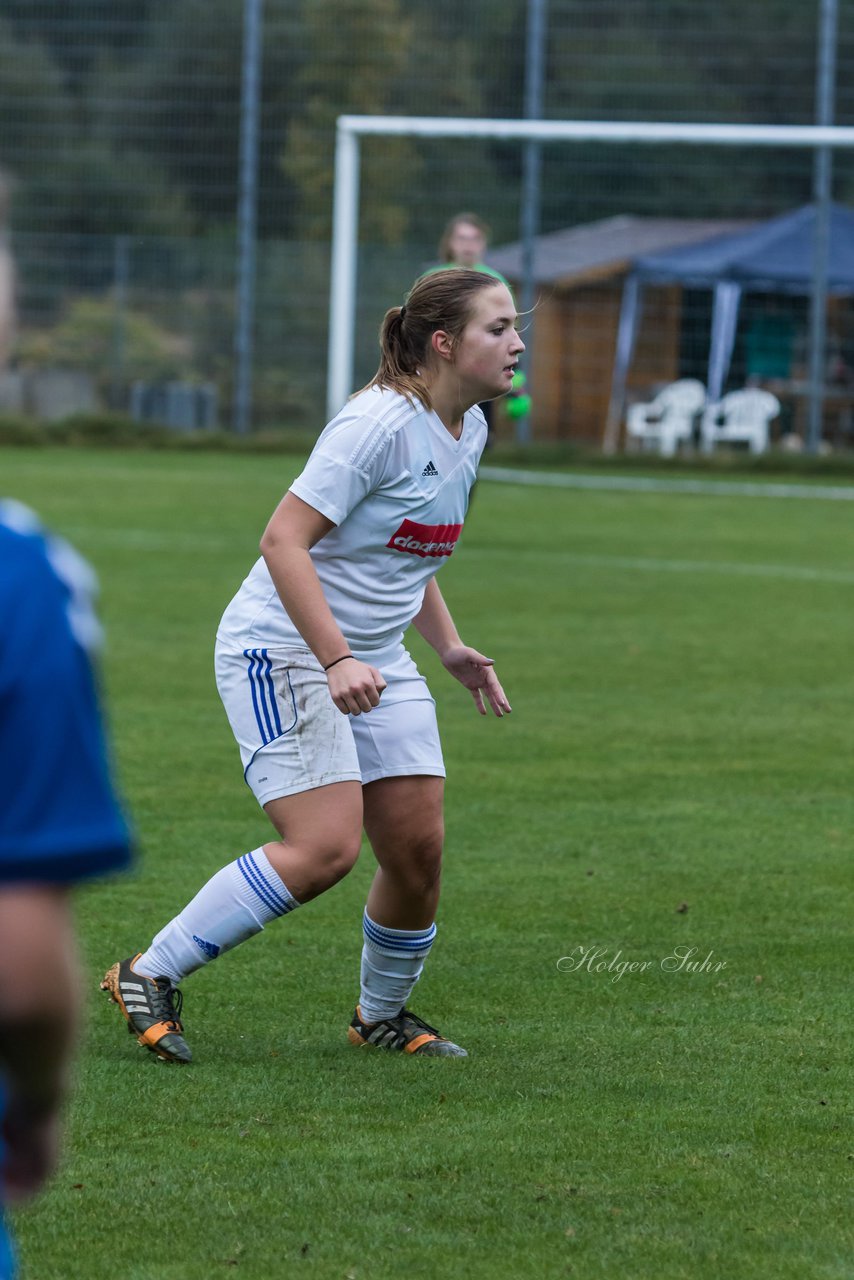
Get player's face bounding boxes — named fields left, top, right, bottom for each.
left=448, top=222, right=487, bottom=266
left=452, top=284, right=525, bottom=402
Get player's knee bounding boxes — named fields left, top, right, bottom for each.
left=324, top=834, right=362, bottom=885
left=397, top=830, right=444, bottom=897
left=308, top=827, right=362, bottom=887
left=268, top=831, right=360, bottom=897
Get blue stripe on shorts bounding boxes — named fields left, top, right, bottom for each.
left=243, top=648, right=293, bottom=746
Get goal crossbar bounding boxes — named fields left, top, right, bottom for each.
left=328, top=115, right=854, bottom=418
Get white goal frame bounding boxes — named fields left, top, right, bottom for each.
left=327, top=114, right=854, bottom=422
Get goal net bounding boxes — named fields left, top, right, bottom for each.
left=325, top=115, right=854, bottom=453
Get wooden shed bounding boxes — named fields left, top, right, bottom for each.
left=487, top=216, right=751, bottom=445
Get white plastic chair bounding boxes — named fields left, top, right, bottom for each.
left=700, top=388, right=780, bottom=454
left=625, top=379, right=706, bottom=457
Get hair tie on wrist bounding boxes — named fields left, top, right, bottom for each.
left=324, top=654, right=354, bottom=671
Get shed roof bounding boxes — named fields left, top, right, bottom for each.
left=487, top=215, right=754, bottom=288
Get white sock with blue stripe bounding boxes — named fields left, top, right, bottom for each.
left=359, top=910, right=437, bottom=1024
left=135, top=847, right=299, bottom=984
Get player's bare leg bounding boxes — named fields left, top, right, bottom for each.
left=102, top=781, right=363, bottom=1062
left=348, top=775, right=466, bottom=1057
left=363, top=775, right=444, bottom=929
left=262, top=780, right=364, bottom=902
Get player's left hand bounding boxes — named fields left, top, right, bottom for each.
left=440, top=645, right=512, bottom=717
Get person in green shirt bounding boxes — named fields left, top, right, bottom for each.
left=433, top=212, right=507, bottom=283
left=427, top=214, right=510, bottom=440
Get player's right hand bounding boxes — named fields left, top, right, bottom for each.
left=326, top=657, right=386, bottom=716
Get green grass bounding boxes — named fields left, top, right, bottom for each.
left=3, top=447, right=852, bottom=1280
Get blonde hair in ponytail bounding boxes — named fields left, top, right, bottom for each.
left=354, top=268, right=504, bottom=412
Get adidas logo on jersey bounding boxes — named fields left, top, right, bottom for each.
left=421, top=460, right=439, bottom=477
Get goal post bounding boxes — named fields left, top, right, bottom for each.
left=327, top=114, right=854, bottom=439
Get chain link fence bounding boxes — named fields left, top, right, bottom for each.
left=2, top=1, right=854, bottom=446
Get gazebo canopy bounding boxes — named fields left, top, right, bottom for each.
left=606, top=203, right=854, bottom=449
left=633, top=202, right=854, bottom=294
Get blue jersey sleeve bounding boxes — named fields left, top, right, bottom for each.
left=0, top=513, right=133, bottom=884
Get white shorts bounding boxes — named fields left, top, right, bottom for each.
left=214, top=641, right=445, bottom=807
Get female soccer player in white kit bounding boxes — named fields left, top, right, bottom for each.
left=102, top=268, right=522, bottom=1061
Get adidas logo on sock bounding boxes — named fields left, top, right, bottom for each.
left=192, top=934, right=220, bottom=959
left=421, top=460, right=439, bottom=477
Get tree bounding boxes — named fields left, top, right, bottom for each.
left=0, top=19, right=75, bottom=193
left=281, top=0, right=420, bottom=243
left=100, top=0, right=302, bottom=235
left=0, top=16, right=193, bottom=239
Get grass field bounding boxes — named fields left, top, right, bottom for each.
left=3, top=446, right=853, bottom=1280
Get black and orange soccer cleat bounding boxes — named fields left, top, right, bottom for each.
left=348, top=1005, right=467, bottom=1057
left=100, top=955, right=192, bottom=1064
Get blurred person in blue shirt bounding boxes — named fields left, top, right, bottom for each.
left=0, top=500, right=132, bottom=1280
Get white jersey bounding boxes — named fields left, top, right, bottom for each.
left=217, top=387, right=487, bottom=656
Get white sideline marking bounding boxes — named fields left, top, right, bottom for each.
left=479, top=465, right=854, bottom=502
left=61, top=525, right=854, bottom=585
left=63, top=527, right=244, bottom=552
left=486, top=549, right=854, bottom=586
left=5, top=456, right=853, bottom=499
